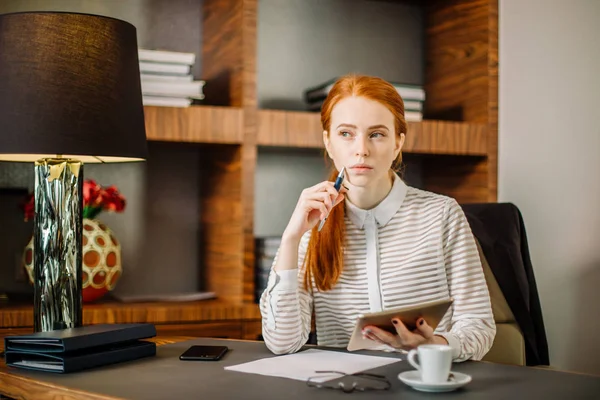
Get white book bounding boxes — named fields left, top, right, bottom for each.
left=141, top=80, right=205, bottom=99
left=141, top=73, right=193, bottom=83
left=139, top=61, right=190, bottom=76
left=396, top=86, right=426, bottom=102
left=403, top=100, right=423, bottom=112
left=138, top=48, right=196, bottom=65
left=142, top=96, right=192, bottom=108
left=404, top=111, right=423, bottom=122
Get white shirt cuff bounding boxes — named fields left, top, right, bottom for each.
left=273, top=268, right=298, bottom=291
left=436, top=332, right=461, bottom=360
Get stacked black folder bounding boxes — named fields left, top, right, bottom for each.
left=4, top=323, right=157, bottom=373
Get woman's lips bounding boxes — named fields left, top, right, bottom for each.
left=350, top=164, right=373, bottom=173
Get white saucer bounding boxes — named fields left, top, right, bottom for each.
left=398, top=370, right=472, bottom=393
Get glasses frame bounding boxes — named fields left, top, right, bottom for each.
left=306, top=370, right=391, bottom=393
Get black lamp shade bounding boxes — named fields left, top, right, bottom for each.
left=0, top=12, right=147, bottom=163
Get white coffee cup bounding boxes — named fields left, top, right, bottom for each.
left=407, top=344, right=453, bottom=384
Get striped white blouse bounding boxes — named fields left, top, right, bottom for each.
left=260, top=173, right=496, bottom=362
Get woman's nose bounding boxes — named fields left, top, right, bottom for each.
left=355, top=137, right=369, bottom=157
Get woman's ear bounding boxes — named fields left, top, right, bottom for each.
left=394, top=133, right=406, bottom=159
left=323, top=130, right=333, bottom=159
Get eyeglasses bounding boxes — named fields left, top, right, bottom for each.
left=306, top=370, right=391, bottom=393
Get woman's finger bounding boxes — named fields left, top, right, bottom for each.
left=303, top=200, right=328, bottom=218
left=415, top=318, right=434, bottom=340
left=332, top=193, right=345, bottom=207
left=309, top=181, right=344, bottom=199
left=317, top=191, right=334, bottom=210
left=312, top=192, right=337, bottom=213
left=363, top=326, right=396, bottom=346
left=308, top=180, right=336, bottom=193
left=364, top=332, right=387, bottom=345
left=391, top=318, right=413, bottom=342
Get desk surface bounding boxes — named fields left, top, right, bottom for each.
left=2, top=337, right=600, bottom=399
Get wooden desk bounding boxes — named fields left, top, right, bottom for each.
left=0, top=336, right=192, bottom=400
left=2, top=337, right=600, bottom=399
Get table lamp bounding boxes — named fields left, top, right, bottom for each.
left=0, top=12, right=147, bottom=332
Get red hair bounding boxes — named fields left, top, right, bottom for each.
left=303, top=74, right=408, bottom=292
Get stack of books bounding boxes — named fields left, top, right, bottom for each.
left=254, top=236, right=281, bottom=302
left=138, top=49, right=205, bottom=108
left=303, top=78, right=425, bottom=122
left=4, top=323, right=156, bottom=373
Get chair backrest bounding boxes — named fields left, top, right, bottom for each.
left=475, top=238, right=526, bottom=366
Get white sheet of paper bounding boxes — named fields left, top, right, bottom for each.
left=224, top=349, right=401, bottom=382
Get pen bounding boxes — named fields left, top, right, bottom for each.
left=318, top=167, right=345, bottom=232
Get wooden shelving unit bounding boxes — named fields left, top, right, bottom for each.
left=144, top=105, right=244, bottom=144
left=0, top=0, right=499, bottom=342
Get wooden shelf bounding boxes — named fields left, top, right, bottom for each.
left=0, top=300, right=261, bottom=328
left=257, top=109, right=323, bottom=148
left=144, top=105, right=243, bottom=144
left=404, top=120, right=487, bottom=156
left=257, top=109, right=487, bottom=156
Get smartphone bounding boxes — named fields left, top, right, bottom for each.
left=179, top=345, right=229, bottom=361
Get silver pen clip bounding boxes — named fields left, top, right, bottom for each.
left=317, top=167, right=345, bottom=232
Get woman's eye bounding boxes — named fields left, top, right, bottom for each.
left=340, top=131, right=352, bottom=137
left=370, top=131, right=384, bottom=138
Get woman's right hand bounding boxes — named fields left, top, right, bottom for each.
left=282, top=181, right=347, bottom=243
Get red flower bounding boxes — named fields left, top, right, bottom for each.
left=83, top=180, right=103, bottom=208
left=22, top=179, right=127, bottom=221
left=101, top=186, right=126, bottom=212
left=21, top=193, right=35, bottom=222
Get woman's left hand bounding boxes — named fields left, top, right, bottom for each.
left=362, top=318, right=448, bottom=350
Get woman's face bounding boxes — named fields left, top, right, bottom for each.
left=324, top=96, right=404, bottom=187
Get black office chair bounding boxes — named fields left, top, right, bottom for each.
left=461, top=202, right=550, bottom=366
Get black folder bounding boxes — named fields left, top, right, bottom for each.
left=4, top=323, right=157, bottom=373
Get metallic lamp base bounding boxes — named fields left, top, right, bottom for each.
left=33, top=158, right=83, bottom=332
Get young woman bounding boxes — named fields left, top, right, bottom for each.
left=259, top=74, right=495, bottom=362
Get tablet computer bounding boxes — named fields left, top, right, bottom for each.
left=346, top=298, right=453, bottom=351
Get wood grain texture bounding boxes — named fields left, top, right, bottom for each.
left=239, top=0, right=258, bottom=304
left=487, top=0, right=499, bottom=202
left=422, top=155, right=489, bottom=204
left=144, top=105, right=243, bottom=144
left=257, top=110, right=324, bottom=148
left=202, top=0, right=258, bottom=304
left=425, top=0, right=491, bottom=123
left=257, top=110, right=487, bottom=155
left=199, top=145, right=245, bottom=303
left=405, top=120, right=487, bottom=155
left=0, top=300, right=261, bottom=328
left=202, top=0, right=257, bottom=108
left=0, top=336, right=196, bottom=400
left=0, top=373, right=123, bottom=400
left=241, top=143, right=258, bottom=303
left=242, top=320, right=262, bottom=341
left=425, top=0, right=498, bottom=201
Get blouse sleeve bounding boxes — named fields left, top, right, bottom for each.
left=435, top=198, right=497, bottom=362
left=259, top=231, right=314, bottom=354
